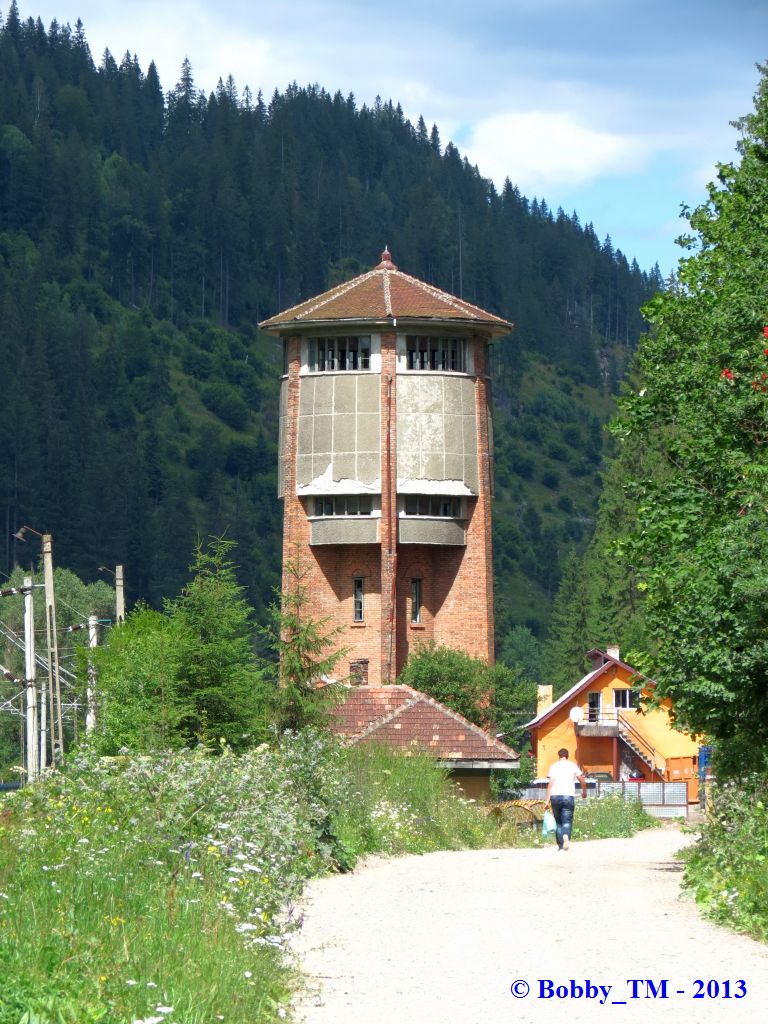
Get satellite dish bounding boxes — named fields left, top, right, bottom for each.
left=569, top=707, right=584, bottom=723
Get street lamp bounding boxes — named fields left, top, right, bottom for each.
left=12, top=526, right=63, bottom=764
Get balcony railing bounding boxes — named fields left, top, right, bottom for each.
left=574, top=708, right=666, bottom=775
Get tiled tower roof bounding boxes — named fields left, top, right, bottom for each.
left=259, top=248, right=512, bottom=335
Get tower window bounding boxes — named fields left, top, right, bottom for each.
left=309, top=336, right=371, bottom=372
left=314, top=495, right=373, bottom=516
left=411, top=578, right=422, bottom=624
left=402, top=495, right=461, bottom=518
left=353, top=577, right=364, bottom=622
left=406, top=336, right=466, bottom=372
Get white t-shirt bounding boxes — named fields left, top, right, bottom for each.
left=547, top=758, right=583, bottom=796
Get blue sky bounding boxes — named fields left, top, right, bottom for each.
left=16, top=0, right=768, bottom=274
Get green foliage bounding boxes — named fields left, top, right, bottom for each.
left=604, top=64, right=768, bottom=770
left=0, top=740, right=326, bottom=1024
left=0, top=732, right=525, bottom=1020
left=396, top=642, right=536, bottom=750
left=498, top=625, right=543, bottom=683
left=261, top=546, right=349, bottom=732
left=570, top=796, right=656, bottom=840
left=87, top=606, right=186, bottom=754
left=682, top=778, right=768, bottom=941
left=92, top=538, right=271, bottom=753
left=396, top=642, right=490, bottom=726
left=168, top=538, right=271, bottom=748
left=326, top=744, right=523, bottom=864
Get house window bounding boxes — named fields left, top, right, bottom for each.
left=405, top=336, right=466, bottom=372
left=411, top=578, right=422, bottom=624
left=353, top=577, right=364, bottom=622
left=309, top=336, right=371, bottom=372
left=587, top=691, right=601, bottom=723
left=402, top=495, right=461, bottom=517
left=314, top=495, right=373, bottom=517
left=613, top=689, right=636, bottom=709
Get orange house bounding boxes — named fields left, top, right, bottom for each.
left=525, top=648, right=701, bottom=801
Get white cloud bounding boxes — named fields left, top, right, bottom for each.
left=462, top=110, right=648, bottom=193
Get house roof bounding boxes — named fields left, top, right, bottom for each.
left=259, top=248, right=513, bottom=336
left=329, top=684, right=519, bottom=766
left=524, top=650, right=648, bottom=731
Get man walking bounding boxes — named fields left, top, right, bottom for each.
left=544, top=748, right=587, bottom=850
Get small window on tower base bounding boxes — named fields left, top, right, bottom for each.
left=353, top=577, right=364, bottom=622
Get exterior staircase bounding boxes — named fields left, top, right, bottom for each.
left=618, top=711, right=666, bottom=776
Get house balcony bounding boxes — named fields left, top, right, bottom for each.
left=575, top=711, right=620, bottom=738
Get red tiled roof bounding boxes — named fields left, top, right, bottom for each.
left=259, top=248, right=512, bottom=336
left=329, top=684, right=518, bottom=763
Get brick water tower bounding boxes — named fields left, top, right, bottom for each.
left=260, top=248, right=511, bottom=685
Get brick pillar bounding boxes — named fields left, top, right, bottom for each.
left=281, top=336, right=303, bottom=590
left=379, top=331, right=398, bottom=683
left=473, top=335, right=495, bottom=663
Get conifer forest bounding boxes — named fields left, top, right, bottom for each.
left=0, top=3, right=661, bottom=652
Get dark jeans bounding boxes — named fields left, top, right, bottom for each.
left=550, top=795, right=575, bottom=848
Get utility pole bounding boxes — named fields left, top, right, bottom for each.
left=41, top=535, right=63, bottom=762
left=85, top=615, right=98, bottom=733
left=115, top=565, right=125, bottom=624
left=23, top=576, right=38, bottom=782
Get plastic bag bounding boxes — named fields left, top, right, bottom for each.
left=541, top=809, right=556, bottom=837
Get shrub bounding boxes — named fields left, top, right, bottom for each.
left=681, top=777, right=768, bottom=942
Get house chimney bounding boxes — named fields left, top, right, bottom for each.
left=607, top=645, right=620, bottom=661
left=537, top=684, right=553, bottom=716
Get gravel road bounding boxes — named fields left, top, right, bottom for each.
left=290, top=825, right=768, bottom=1024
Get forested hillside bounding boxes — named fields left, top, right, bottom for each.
left=0, top=3, right=661, bottom=644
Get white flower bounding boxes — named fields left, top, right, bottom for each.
left=154, top=1007, right=174, bottom=1014
left=125, top=979, right=138, bottom=986
left=244, top=971, right=252, bottom=979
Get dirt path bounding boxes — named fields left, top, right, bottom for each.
left=290, top=826, right=768, bottom=1023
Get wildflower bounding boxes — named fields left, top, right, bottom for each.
left=154, top=1007, right=174, bottom=1015
left=244, top=971, right=252, bottom=979
left=720, top=368, right=734, bottom=380
left=126, top=979, right=138, bottom=986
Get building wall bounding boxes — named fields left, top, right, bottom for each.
left=396, top=374, right=479, bottom=493
left=280, top=331, right=495, bottom=686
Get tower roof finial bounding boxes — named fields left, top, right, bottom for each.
left=376, top=246, right=396, bottom=270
